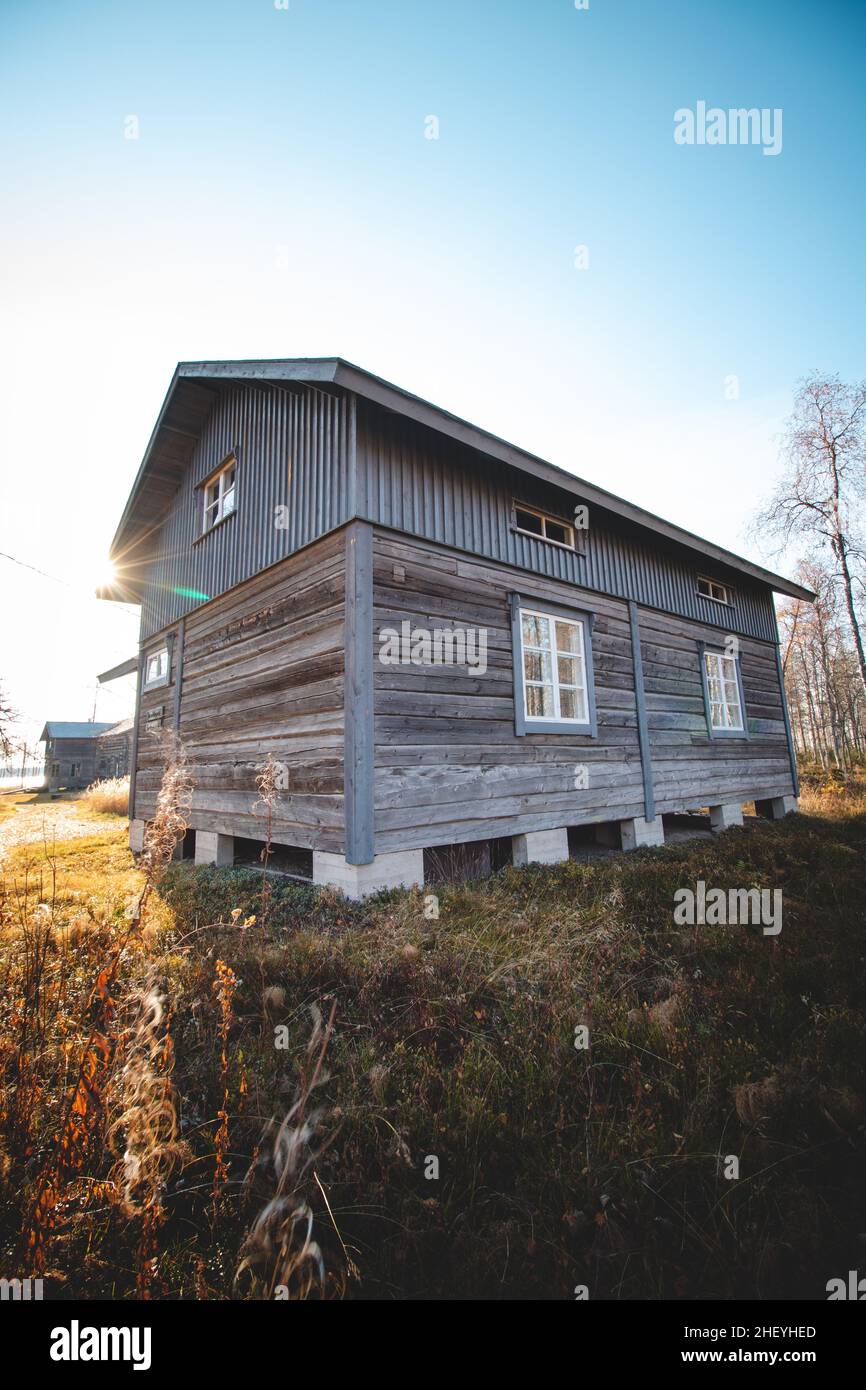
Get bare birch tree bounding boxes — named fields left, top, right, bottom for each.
left=778, top=559, right=866, bottom=768
left=757, top=374, right=866, bottom=698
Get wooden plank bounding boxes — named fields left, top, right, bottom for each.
left=172, top=618, right=185, bottom=730
left=629, top=600, right=655, bottom=821
left=345, top=521, right=374, bottom=864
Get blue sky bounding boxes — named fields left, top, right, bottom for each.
left=1, top=0, right=864, bottom=746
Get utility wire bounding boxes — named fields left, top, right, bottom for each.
left=0, top=550, right=140, bottom=618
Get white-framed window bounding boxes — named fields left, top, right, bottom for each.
left=519, top=607, right=590, bottom=724
left=143, top=646, right=169, bottom=688
left=202, top=457, right=237, bottom=532
left=703, top=649, right=744, bottom=732
left=697, top=575, right=730, bottom=605
left=513, top=503, right=576, bottom=550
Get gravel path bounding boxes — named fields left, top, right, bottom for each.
left=0, top=800, right=125, bottom=862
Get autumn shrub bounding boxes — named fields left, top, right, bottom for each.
left=81, top=777, right=130, bottom=817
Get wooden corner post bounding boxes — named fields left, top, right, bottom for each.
left=344, top=520, right=375, bottom=864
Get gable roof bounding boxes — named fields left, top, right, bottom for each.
left=40, top=722, right=115, bottom=743
left=105, top=358, right=813, bottom=603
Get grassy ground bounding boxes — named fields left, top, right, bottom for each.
left=1, top=785, right=865, bottom=1300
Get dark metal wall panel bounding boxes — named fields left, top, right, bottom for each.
left=138, top=382, right=778, bottom=647
left=356, top=399, right=778, bottom=643
left=139, top=383, right=352, bottom=640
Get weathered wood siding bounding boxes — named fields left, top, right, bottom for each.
left=95, top=728, right=132, bottom=778
left=371, top=530, right=793, bottom=854
left=133, top=531, right=346, bottom=852
left=44, top=740, right=102, bottom=791
left=371, top=530, right=647, bottom=853
left=636, top=607, right=794, bottom=812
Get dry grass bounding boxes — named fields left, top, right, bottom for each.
left=80, top=777, right=130, bottom=818
left=798, top=767, right=866, bottom=818
left=0, top=783, right=864, bottom=1300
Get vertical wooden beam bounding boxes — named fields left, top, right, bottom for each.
left=628, top=600, right=656, bottom=822
left=344, top=520, right=374, bottom=864
left=128, top=651, right=145, bottom=819
left=346, top=391, right=364, bottom=520
left=172, top=618, right=186, bottom=731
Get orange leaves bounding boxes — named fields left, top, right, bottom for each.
left=211, top=959, right=239, bottom=1221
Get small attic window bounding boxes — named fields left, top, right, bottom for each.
left=201, top=456, right=237, bottom=533
left=513, top=503, right=576, bottom=551
left=697, top=576, right=731, bottom=605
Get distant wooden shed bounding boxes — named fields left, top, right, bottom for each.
left=39, top=722, right=115, bottom=792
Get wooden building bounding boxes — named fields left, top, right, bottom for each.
left=40, top=722, right=115, bottom=792
left=101, top=359, right=812, bottom=896
left=95, top=718, right=134, bottom=779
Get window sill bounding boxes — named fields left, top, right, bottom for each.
left=193, top=510, right=237, bottom=546
left=696, top=592, right=733, bottom=607
left=510, top=525, right=585, bottom=556
left=520, top=718, right=597, bottom=737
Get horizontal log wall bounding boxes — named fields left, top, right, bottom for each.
left=134, top=531, right=346, bottom=852
left=371, top=530, right=793, bottom=854
left=371, top=530, right=646, bottom=853
left=637, top=607, right=794, bottom=811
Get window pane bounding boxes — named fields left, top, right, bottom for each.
left=223, top=485, right=236, bottom=516
left=526, top=683, right=555, bottom=717
left=544, top=520, right=570, bottom=546
left=522, top=613, right=550, bottom=648
left=557, top=653, right=577, bottom=685
left=524, top=650, right=552, bottom=683
left=560, top=688, right=588, bottom=723
left=554, top=620, right=580, bottom=654
left=515, top=508, right=543, bottom=535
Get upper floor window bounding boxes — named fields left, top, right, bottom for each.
left=143, top=646, right=169, bottom=689
left=511, top=596, right=597, bottom=736
left=202, top=457, right=237, bottom=532
left=702, top=648, right=744, bottom=734
left=697, top=575, right=730, bottom=605
left=513, top=502, right=576, bottom=551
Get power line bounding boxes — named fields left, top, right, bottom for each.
left=0, top=550, right=140, bottom=619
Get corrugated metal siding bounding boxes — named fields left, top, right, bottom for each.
left=138, top=384, right=778, bottom=645
left=357, top=399, right=778, bottom=643
left=140, top=383, right=352, bottom=638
